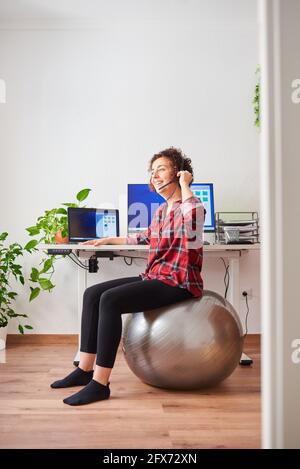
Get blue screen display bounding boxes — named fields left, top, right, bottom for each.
left=128, top=183, right=215, bottom=232
left=68, top=208, right=119, bottom=241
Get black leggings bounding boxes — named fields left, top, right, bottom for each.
left=80, top=276, right=193, bottom=368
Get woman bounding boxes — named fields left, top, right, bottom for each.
left=51, top=147, right=205, bottom=406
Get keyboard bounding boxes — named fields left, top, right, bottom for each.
left=225, top=240, right=254, bottom=245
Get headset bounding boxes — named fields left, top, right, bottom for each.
left=155, top=157, right=185, bottom=192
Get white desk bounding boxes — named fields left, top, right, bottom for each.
left=42, top=243, right=260, bottom=365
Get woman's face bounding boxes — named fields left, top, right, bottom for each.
left=150, top=157, right=176, bottom=192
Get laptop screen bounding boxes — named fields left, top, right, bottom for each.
left=68, top=207, right=119, bottom=242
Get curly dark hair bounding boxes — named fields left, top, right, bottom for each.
left=148, top=147, right=194, bottom=192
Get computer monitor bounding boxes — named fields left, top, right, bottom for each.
left=127, top=183, right=215, bottom=233
left=68, top=207, right=119, bottom=242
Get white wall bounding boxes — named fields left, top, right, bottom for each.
left=0, top=0, right=260, bottom=333
left=260, top=0, right=300, bottom=449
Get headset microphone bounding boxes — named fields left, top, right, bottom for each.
left=156, top=179, right=176, bottom=191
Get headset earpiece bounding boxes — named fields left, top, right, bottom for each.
left=175, top=158, right=185, bottom=181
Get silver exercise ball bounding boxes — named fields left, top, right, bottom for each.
left=122, top=290, right=244, bottom=390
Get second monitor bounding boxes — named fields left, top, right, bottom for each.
left=127, top=183, right=215, bottom=233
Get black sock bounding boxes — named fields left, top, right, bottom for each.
left=63, top=379, right=110, bottom=406
left=50, top=367, right=94, bottom=389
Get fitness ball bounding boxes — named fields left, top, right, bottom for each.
left=122, top=290, right=244, bottom=390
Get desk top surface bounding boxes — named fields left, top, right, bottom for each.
left=41, top=243, right=260, bottom=252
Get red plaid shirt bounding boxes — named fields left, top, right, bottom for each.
left=126, top=195, right=205, bottom=297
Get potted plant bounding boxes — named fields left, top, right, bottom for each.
left=25, top=188, right=91, bottom=301
left=253, top=65, right=260, bottom=129
left=0, top=232, right=33, bottom=349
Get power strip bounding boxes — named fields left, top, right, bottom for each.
left=47, top=248, right=72, bottom=255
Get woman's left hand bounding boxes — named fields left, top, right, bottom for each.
left=177, top=170, right=193, bottom=187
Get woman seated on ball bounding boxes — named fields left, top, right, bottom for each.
left=51, top=147, right=205, bottom=406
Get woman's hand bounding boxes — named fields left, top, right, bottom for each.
left=177, top=170, right=193, bottom=187
left=80, top=238, right=110, bottom=246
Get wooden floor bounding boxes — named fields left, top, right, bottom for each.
left=0, top=335, right=260, bottom=449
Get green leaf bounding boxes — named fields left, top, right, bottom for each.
left=55, top=208, right=67, bottom=215
left=24, top=239, right=39, bottom=251
left=0, top=318, right=8, bottom=327
left=62, top=203, right=78, bottom=208
left=29, top=287, right=40, bottom=302
left=19, top=276, right=25, bottom=285
left=39, top=278, right=55, bottom=291
left=30, top=267, right=39, bottom=282
left=13, top=269, right=22, bottom=277
left=26, top=226, right=40, bottom=236
left=24, top=325, right=33, bottom=330
left=18, top=324, right=24, bottom=334
left=8, top=312, right=18, bottom=318
left=8, top=292, right=17, bottom=299
left=76, top=188, right=91, bottom=202
left=41, top=258, right=53, bottom=273
left=0, top=232, right=8, bottom=241
left=13, top=249, right=23, bottom=257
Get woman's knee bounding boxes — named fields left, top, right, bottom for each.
left=83, top=283, right=108, bottom=305
left=83, top=285, right=97, bottom=304
left=99, top=289, right=120, bottom=313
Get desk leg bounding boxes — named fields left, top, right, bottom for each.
left=228, top=256, right=253, bottom=366
left=73, top=261, right=88, bottom=366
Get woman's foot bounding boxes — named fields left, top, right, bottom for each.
left=50, top=367, right=94, bottom=388
left=63, top=379, right=110, bottom=406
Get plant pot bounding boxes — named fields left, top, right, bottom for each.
left=54, top=231, right=68, bottom=244
left=0, top=325, right=8, bottom=350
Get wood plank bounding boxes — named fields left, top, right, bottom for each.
left=6, top=333, right=260, bottom=347
left=6, top=334, right=77, bottom=345
left=0, top=335, right=261, bottom=449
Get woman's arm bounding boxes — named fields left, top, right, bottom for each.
left=81, top=236, right=128, bottom=246
left=126, top=227, right=151, bottom=245
left=177, top=172, right=205, bottom=248
left=180, top=182, right=194, bottom=202
left=177, top=170, right=194, bottom=202
left=105, top=237, right=128, bottom=245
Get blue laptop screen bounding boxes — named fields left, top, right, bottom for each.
left=68, top=208, right=119, bottom=242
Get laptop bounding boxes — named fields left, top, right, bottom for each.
left=67, top=207, right=119, bottom=244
